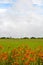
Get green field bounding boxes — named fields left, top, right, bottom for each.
left=0, top=39, right=43, bottom=65
left=0, top=39, right=43, bottom=51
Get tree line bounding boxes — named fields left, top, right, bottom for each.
left=0, top=37, right=43, bottom=39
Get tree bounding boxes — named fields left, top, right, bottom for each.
left=30, top=37, right=36, bottom=39
left=23, top=37, right=29, bottom=39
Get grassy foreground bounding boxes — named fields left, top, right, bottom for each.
left=0, top=39, right=43, bottom=51
left=0, top=39, right=43, bottom=65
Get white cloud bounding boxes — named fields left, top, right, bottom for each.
left=0, top=0, right=43, bottom=37
left=32, top=0, right=42, bottom=5
left=0, top=0, right=11, bottom=3
left=0, top=9, right=7, bottom=14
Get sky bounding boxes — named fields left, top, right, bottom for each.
left=0, top=0, right=43, bottom=38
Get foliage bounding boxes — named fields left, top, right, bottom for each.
left=0, top=45, right=43, bottom=65
left=30, top=37, right=36, bottom=39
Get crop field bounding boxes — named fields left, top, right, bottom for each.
left=0, top=39, right=43, bottom=51
left=0, top=39, right=43, bottom=65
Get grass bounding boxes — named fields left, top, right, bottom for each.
left=0, top=39, right=43, bottom=65
left=0, top=39, right=43, bottom=51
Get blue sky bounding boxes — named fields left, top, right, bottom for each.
left=0, top=0, right=16, bottom=8
left=0, top=0, right=43, bottom=15
left=0, top=3, right=12, bottom=8
left=32, top=0, right=43, bottom=15
left=0, top=0, right=43, bottom=38
left=0, top=0, right=42, bottom=15
left=33, top=4, right=43, bottom=15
